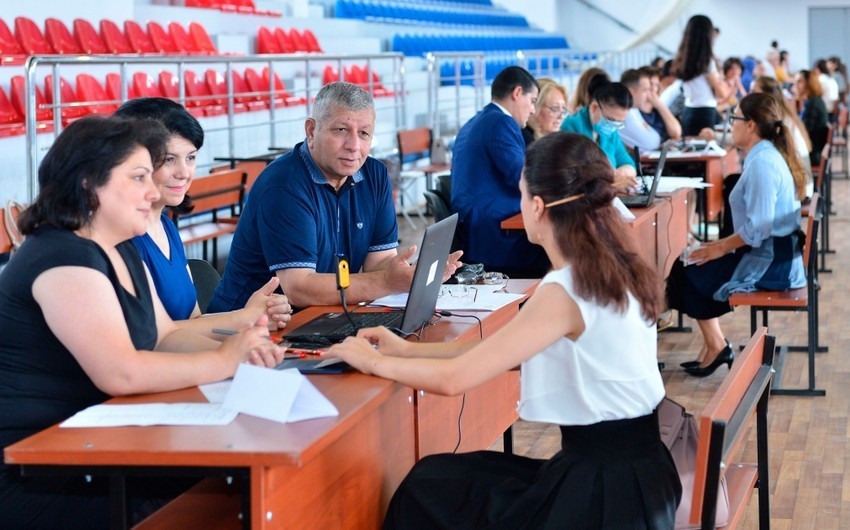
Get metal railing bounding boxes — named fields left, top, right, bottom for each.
left=22, top=52, right=406, bottom=201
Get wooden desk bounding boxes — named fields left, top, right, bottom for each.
left=642, top=149, right=740, bottom=239
left=5, top=281, right=535, bottom=529
left=500, top=191, right=689, bottom=279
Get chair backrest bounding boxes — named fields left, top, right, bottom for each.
left=168, top=22, right=195, bottom=54
left=189, top=22, right=217, bottom=54
left=133, top=72, right=164, bottom=99
left=45, top=75, right=89, bottom=120
left=73, top=19, right=108, bottom=54
left=173, top=169, right=246, bottom=220
left=435, top=173, right=452, bottom=204
left=802, top=193, right=819, bottom=272
left=187, top=258, right=221, bottom=314
left=148, top=21, right=178, bottom=54
left=838, top=104, right=848, bottom=134
left=100, top=19, right=133, bottom=54
left=256, top=26, right=280, bottom=54
left=397, top=127, right=433, bottom=165
left=10, top=76, right=52, bottom=121
left=45, top=18, right=82, bottom=54
left=15, top=16, right=55, bottom=55
left=690, top=327, right=774, bottom=528
left=288, top=28, right=309, bottom=52
left=0, top=19, right=24, bottom=55
left=301, top=28, right=322, bottom=53
left=124, top=20, right=156, bottom=54
left=813, top=146, right=830, bottom=194
left=0, top=84, right=23, bottom=124
left=274, top=27, right=296, bottom=53
left=158, top=70, right=180, bottom=99
left=211, top=160, right=266, bottom=192
left=105, top=72, right=133, bottom=103
left=423, top=190, right=451, bottom=223
left=183, top=69, right=213, bottom=108
left=75, top=73, right=116, bottom=115
left=231, top=69, right=262, bottom=105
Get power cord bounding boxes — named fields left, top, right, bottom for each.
left=437, top=310, right=483, bottom=453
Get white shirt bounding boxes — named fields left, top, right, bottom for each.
left=683, top=60, right=718, bottom=108
left=619, top=107, right=662, bottom=151
left=820, top=73, right=839, bottom=111
left=518, top=266, right=665, bottom=426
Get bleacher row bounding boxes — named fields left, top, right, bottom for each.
left=334, top=0, right=528, bottom=28
left=0, top=62, right=395, bottom=136
left=392, top=33, right=568, bottom=56
left=183, top=0, right=282, bottom=17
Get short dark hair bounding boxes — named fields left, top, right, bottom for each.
left=590, top=81, right=633, bottom=110
left=18, top=115, right=168, bottom=235
left=491, top=66, right=538, bottom=100
left=114, top=97, right=204, bottom=213
left=722, top=57, right=743, bottom=75
left=620, top=68, right=648, bottom=89
left=639, top=66, right=661, bottom=79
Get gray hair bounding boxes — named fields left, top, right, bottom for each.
left=311, top=82, right=375, bottom=127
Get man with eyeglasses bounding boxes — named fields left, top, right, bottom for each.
left=451, top=66, right=550, bottom=278
left=560, top=80, right=638, bottom=191
left=619, top=68, right=682, bottom=152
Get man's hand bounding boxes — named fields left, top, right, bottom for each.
left=382, top=245, right=417, bottom=293
left=442, top=250, right=463, bottom=282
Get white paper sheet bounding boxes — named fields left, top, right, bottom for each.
left=372, top=285, right=524, bottom=312
left=222, top=364, right=338, bottom=423
left=199, top=380, right=232, bottom=403
left=60, top=403, right=238, bottom=428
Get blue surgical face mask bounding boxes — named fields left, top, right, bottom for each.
left=594, top=116, right=622, bottom=136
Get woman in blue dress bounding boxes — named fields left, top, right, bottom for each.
left=329, top=132, right=681, bottom=529
left=115, top=98, right=292, bottom=337
left=667, top=92, right=808, bottom=376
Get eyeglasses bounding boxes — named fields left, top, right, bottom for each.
left=544, top=105, right=568, bottom=118
left=729, top=115, right=750, bottom=124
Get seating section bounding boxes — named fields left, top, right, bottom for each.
left=393, top=33, right=568, bottom=56
left=185, top=0, right=282, bottom=17
left=0, top=17, right=220, bottom=62
left=334, top=0, right=526, bottom=28
left=256, top=27, right=323, bottom=54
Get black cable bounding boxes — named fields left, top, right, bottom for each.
left=437, top=310, right=482, bottom=454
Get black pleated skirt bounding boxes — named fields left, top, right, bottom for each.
left=383, top=411, right=682, bottom=530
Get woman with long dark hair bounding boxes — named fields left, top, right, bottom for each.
left=668, top=93, right=808, bottom=376
left=672, top=15, right=730, bottom=136
left=329, top=132, right=681, bottom=529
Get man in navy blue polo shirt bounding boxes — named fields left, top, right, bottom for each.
left=209, top=82, right=461, bottom=311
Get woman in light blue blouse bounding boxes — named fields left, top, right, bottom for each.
left=667, top=93, right=808, bottom=377
left=116, top=98, right=292, bottom=338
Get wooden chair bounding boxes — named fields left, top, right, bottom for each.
left=728, top=193, right=824, bottom=396
left=211, top=160, right=267, bottom=195
left=830, top=104, right=847, bottom=178
left=396, top=127, right=451, bottom=229
left=803, top=145, right=832, bottom=273
left=170, top=169, right=246, bottom=268
left=690, top=327, right=774, bottom=529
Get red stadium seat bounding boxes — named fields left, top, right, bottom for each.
left=45, top=75, right=90, bottom=124
left=257, top=27, right=280, bottom=54
left=105, top=72, right=135, bottom=103
left=231, top=69, right=266, bottom=110
left=288, top=28, right=309, bottom=53
left=100, top=19, right=133, bottom=54
left=11, top=76, right=53, bottom=121
left=73, top=19, right=108, bottom=55
left=133, top=72, right=164, bottom=99
left=0, top=85, right=25, bottom=137
left=124, top=20, right=157, bottom=54
left=45, top=18, right=82, bottom=55
left=15, top=16, right=55, bottom=55
left=75, top=73, right=118, bottom=115
left=168, top=22, right=195, bottom=54
left=343, top=64, right=365, bottom=86
left=301, top=29, right=323, bottom=53
left=147, top=21, right=179, bottom=54
left=322, top=65, right=340, bottom=85
left=366, top=67, right=393, bottom=97
left=244, top=67, right=285, bottom=108
left=186, top=0, right=223, bottom=8
left=204, top=69, right=247, bottom=113
left=0, top=19, right=26, bottom=65
left=184, top=70, right=225, bottom=116
left=274, top=27, right=296, bottom=54
left=262, top=67, right=306, bottom=106
left=189, top=22, right=217, bottom=54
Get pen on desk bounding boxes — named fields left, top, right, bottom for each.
left=473, top=288, right=477, bottom=303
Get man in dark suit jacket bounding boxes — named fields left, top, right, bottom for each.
left=450, top=66, right=549, bottom=278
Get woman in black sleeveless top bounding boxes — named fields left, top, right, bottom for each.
left=0, top=116, right=285, bottom=529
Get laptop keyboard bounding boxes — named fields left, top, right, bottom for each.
left=327, top=311, right=405, bottom=337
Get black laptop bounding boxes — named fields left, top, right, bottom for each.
left=620, top=144, right=669, bottom=208
left=282, top=213, right=459, bottom=346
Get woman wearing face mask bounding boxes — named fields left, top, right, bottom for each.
left=561, top=79, right=638, bottom=191
left=523, top=78, right=569, bottom=145
left=671, top=15, right=730, bottom=136
left=114, top=98, right=293, bottom=338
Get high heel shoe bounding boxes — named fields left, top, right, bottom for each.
left=680, top=340, right=731, bottom=369
left=685, top=342, right=734, bottom=377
